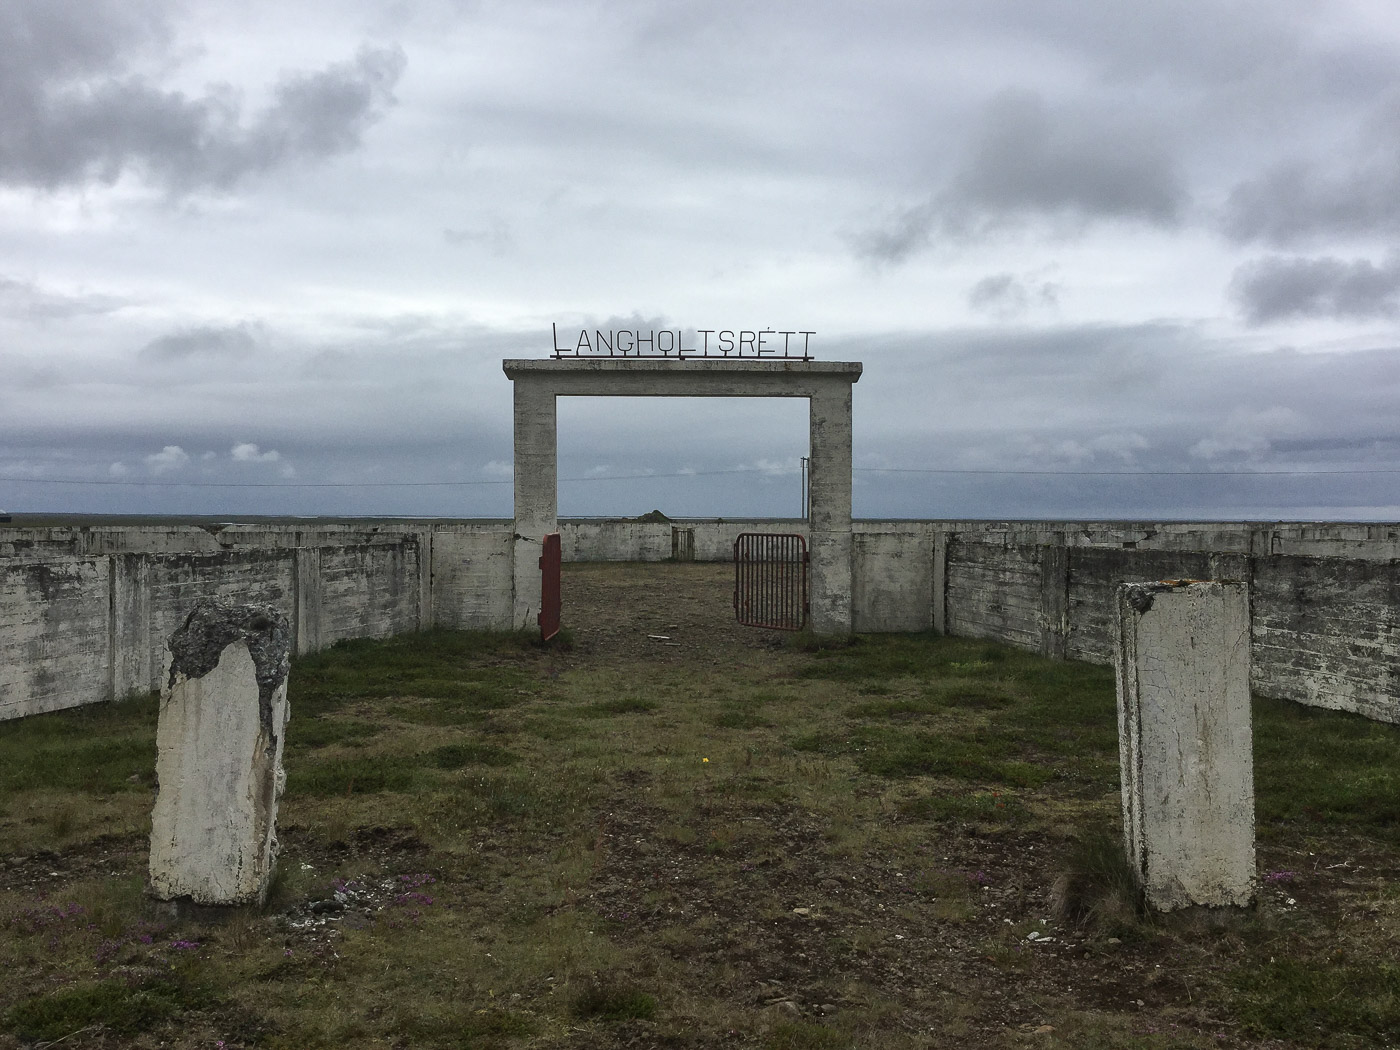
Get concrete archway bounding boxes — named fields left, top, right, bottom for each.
left=503, top=358, right=862, bottom=635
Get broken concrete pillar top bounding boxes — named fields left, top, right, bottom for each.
left=168, top=598, right=290, bottom=706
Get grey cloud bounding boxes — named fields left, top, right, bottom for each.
left=0, top=275, right=127, bottom=320
left=443, top=219, right=513, bottom=255
left=969, top=274, right=1029, bottom=315
left=1222, top=99, right=1400, bottom=245
left=853, top=90, right=1186, bottom=262
left=945, top=90, right=1186, bottom=230
left=140, top=323, right=262, bottom=362
left=968, top=273, right=1061, bottom=318
left=0, top=2, right=404, bottom=192
left=1230, top=255, right=1400, bottom=324
left=848, top=202, right=938, bottom=266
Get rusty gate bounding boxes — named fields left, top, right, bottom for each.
left=733, top=532, right=808, bottom=631
left=538, top=532, right=562, bottom=642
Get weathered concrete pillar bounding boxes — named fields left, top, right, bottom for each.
left=931, top=529, right=948, bottom=635
left=149, top=600, right=291, bottom=907
left=808, top=382, right=854, bottom=636
left=293, top=547, right=321, bottom=656
left=1115, top=580, right=1255, bottom=911
left=110, top=552, right=152, bottom=698
left=512, top=379, right=557, bottom=629
left=1038, top=545, right=1069, bottom=658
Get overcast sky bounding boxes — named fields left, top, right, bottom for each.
left=4, top=0, right=1400, bottom=521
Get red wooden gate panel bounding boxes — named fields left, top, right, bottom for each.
left=734, top=533, right=808, bottom=631
left=539, top=532, right=562, bottom=642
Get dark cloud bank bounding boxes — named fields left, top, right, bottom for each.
left=0, top=1, right=404, bottom=193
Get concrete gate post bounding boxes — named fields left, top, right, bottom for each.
left=808, top=381, right=854, bottom=636
left=512, top=378, right=557, bottom=629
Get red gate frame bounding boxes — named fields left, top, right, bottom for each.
left=733, top=532, right=809, bottom=631
left=538, top=532, right=562, bottom=642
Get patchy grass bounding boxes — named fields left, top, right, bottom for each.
left=4, top=563, right=1400, bottom=1049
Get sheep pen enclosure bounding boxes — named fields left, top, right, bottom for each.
left=3, top=562, right=1400, bottom=1050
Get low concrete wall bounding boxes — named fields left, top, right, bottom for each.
left=852, top=528, right=935, bottom=632
left=1, top=558, right=112, bottom=719
left=943, top=537, right=1400, bottom=723
left=1, top=540, right=427, bottom=721
left=431, top=527, right=514, bottom=630
left=6, top=517, right=1400, bottom=724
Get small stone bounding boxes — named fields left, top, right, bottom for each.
left=776, top=1001, right=801, bottom=1018
left=1106, top=937, right=1122, bottom=946
left=1034, top=1024, right=1055, bottom=1035
left=792, top=907, right=811, bottom=917
left=820, top=1003, right=838, bottom=1015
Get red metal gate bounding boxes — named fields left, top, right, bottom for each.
left=733, top=533, right=808, bottom=631
left=539, top=532, right=562, bottom=642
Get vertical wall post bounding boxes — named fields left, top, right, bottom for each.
left=931, top=529, right=948, bottom=635
left=293, top=548, right=322, bottom=656
left=808, top=380, right=854, bottom=636
left=1115, top=580, right=1255, bottom=911
left=512, top=377, right=558, bottom=629
left=1039, top=543, right=1069, bottom=658
left=110, top=553, right=152, bottom=699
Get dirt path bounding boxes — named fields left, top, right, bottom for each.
left=561, top=561, right=786, bottom=665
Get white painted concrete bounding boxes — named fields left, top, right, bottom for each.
left=149, top=630, right=289, bottom=907
left=1115, top=580, right=1255, bottom=911
left=503, top=359, right=862, bottom=635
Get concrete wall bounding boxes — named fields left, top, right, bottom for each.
left=1252, top=555, right=1400, bottom=723
left=6, top=517, right=1400, bottom=723
left=0, top=558, right=112, bottom=720
left=430, top=527, right=514, bottom=630
left=7, top=518, right=1399, bottom=562
left=852, top=528, right=936, bottom=632
left=943, top=537, right=1400, bottom=724
left=1, top=540, right=427, bottom=721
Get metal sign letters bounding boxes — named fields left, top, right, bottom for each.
left=552, top=323, right=814, bottom=360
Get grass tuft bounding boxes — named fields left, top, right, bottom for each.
left=1230, top=955, right=1400, bottom=1045
left=1048, top=829, right=1144, bottom=938
left=4, top=975, right=208, bottom=1041
left=577, top=697, right=658, bottom=717
left=569, top=978, right=657, bottom=1021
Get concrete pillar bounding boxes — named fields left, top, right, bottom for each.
left=1115, top=580, right=1255, bottom=911
left=110, top=553, right=152, bottom=698
left=512, top=379, right=557, bottom=629
left=149, top=600, right=291, bottom=908
left=931, top=530, right=948, bottom=636
left=1038, top=545, right=1069, bottom=658
left=808, top=381, right=853, bottom=636
left=415, top=527, right=434, bottom=630
left=293, top=547, right=321, bottom=656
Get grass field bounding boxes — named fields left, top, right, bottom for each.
left=3, top=563, right=1400, bottom=1049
